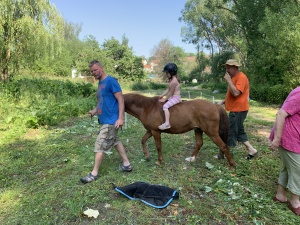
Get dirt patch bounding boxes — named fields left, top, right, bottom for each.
left=24, top=129, right=43, bottom=140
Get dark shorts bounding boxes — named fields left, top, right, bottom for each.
left=94, top=124, right=120, bottom=153
left=227, top=111, right=248, bottom=147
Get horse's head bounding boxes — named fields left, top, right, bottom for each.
left=124, top=93, right=159, bottom=108
left=123, top=93, right=160, bottom=119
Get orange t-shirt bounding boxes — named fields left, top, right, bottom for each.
left=225, top=71, right=249, bottom=112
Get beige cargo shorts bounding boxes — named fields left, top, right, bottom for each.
left=94, top=124, right=120, bottom=153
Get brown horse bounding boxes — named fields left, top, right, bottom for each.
left=123, top=93, right=236, bottom=167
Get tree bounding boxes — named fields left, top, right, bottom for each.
left=0, top=0, right=64, bottom=81
left=249, top=3, right=300, bottom=87
left=189, top=51, right=211, bottom=83
left=180, top=0, right=300, bottom=90
left=180, top=0, right=243, bottom=58
left=211, top=51, right=235, bottom=83
left=32, top=21, right=83, bottom=76
left=151, top=38, right=186, bottom=79
left=102, top=36, right=145, bottom=81
left=75, top=35, right=109, bottom=76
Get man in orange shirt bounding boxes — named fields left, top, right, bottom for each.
left=218, top=59, right=257, bottom=159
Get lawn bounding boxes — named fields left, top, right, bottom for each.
left=1, top=90, right=300, bottom=224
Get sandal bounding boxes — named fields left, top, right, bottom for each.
left=158, top=123, right=171, bottom=130
left=80, top=173, right=98, bottom=184
left=121, top=164, right=132, bottom=172
left=288, top=201, right=300, bottom=216
left=246, top=152, right=258, bottom=160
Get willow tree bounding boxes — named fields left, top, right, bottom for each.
left=0, top=0, right=64, bottom=81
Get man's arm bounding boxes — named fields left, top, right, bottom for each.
left=114, top=91, right=124, bottom=128
left=224, top=72, right=241, bottom=97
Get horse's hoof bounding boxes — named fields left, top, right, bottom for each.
left=230, top=161, right=236, bottom=167
left=145, top=157, right=150, bottom=162
left=185, top=156, right=196, bottom=162
left=214, top=153, right=225, bottom=160
left=155, top=161, right=163, bottom=166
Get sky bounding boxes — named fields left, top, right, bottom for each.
left=50, top=0, right=196, bottom=58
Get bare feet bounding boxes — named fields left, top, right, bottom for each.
left=243, top=141, right=257, bottom=155
left=273, top=196, right=287, bottom=203
left=247, top=146, right=257, bottom=156
left=288, top=201, right=300, bottom=216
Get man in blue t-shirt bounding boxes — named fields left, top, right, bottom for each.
left=80, top=60, right=132, bottom=184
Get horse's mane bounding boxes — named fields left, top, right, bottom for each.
left=124, top=93, right=159, bottom=108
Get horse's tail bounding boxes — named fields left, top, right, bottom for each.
left=217, top=105, right=229, bottom=144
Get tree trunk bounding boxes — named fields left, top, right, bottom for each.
left=2, top=42, right=11, bottom=82
left=1, top=67, right=8, bottom=82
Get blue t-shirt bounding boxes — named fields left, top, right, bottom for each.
left=96, top=76, right=122, bottom=124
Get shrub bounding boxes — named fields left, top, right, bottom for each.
left=131, top=82, right=149, bottom=91
left=266, top=85, right=291, bottom=104
left=1, top=77, right=96, bottom=130
left=149, top=82, right=167, bottom=90
left=201, top=82, right=227, bottom=93
left=251, top=84, right=291, bottom=104
left=131, top=82, right=166, bottom=91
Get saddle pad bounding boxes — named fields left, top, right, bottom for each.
left=114, top=182, right=179, bottom=209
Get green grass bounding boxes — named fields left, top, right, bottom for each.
left=1, top=90, right=300, bottom=224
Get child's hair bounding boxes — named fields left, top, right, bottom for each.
left=169, top=74, right=180, bottom=83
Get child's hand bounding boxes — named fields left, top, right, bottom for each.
left=159, top=98, right=166, bottom=103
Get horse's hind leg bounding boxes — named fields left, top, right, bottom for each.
left=141, top=130, right=152, bottom=161
left=186, top=129, right=203, bottom=162
left=209, top=135, right=236, bottom=167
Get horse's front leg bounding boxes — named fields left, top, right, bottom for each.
left=141, top=130, right=152, bottom=161
left=151, top=130, right=163, bottom=165
left=185, top=128, right=203, bottom=162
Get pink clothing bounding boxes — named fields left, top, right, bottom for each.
left=270, top=87, right=300, bottom=154
left=163, top=95, right=181, bottom=110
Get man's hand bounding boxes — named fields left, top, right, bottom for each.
left=88, top=108, right=97, bottom=117
left=115, top=119, right=123, bottom=129
left=224, top=72, right=231, bottom=82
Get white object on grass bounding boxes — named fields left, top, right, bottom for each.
left=83, top=208, right=99, bottom=218
left=185, top=156, right=196, bottom=162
